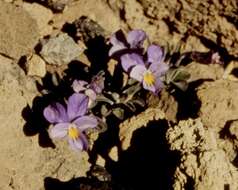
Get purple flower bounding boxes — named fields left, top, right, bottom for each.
left=109, top=29, right=147, bottom=57
left=72, top=80, right=97, bottom=105
left=121, top=45, right=169, bottom=93
left=72, top=73, right=104, bottom=107
left=43, top=93, right=98, bottom=151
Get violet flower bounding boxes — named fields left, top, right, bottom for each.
left=72, top=73, right=104, bottom=107
left=43, top=93, right=98, bottom=151
left=121, top=45, right=169, bottom=93
left=109, top=29, right=147, bottom=57
left=72, top=80, right=97, bottom=105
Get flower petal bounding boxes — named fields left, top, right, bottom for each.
left=130, top=64, right=147, bottom=82
left=149, top=61, right=169, bottom=77
left=120, top=53, right=144, bottom=72
left=72, top=80, right=88, bottom=93
left=154, top=78, right=164, bottom=93
left=68, top=138, right=83, bottom=151
left=79, top=133, right=89, bottom=150
left=158, top=62, right=169, bottom=75
left=68, top=133, right=88, bottom=151
left=67, top=93, right=89, bottom=121
left=49, top=123, right=68, bottom=139
left=109, top=32, right=127, bottom=56
left=127, top=30, right=147, bottom=48
left=43, top=103, right=68, bottom=123
left=147, top=45, right=163, bottom=64
left=142, top=80, right=156, bottom=92
left=73, top=116, right=98, bottom=132
left=90, top=73, right=105, bottom=94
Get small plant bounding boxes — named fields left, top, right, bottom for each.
left=34, top=27, right=226, bottom=188
left=41, top=29, right=202, bottom=153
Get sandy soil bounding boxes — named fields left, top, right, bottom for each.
left=0, top=0, right=238, bottom=189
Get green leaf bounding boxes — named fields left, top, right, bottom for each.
left=96, top=95, right=114, bottom=105
left=129, top=98, right=145, bottom=107
left=112, top=107, right=125, bottom=120
left=174, top=54, right=186, bottom=67
left=127, top=78, right=138, bottom=85
left=165, top=68, right=190, bottom=84
left=173, top=69, right=190, bottom=82
left=172, top=81, right=189, bottom=91
left=165, top=68, right=190, bottom=91
left=100, top=105, right=111, bottom=117
left=124, top=101, right=136, bottom=112
left=111, top=92, right=120, bottom=102
left=123, top=82, right=141, bottom=96
left=52, top=72, right=61, bottom=86
left=96, top=119, right=108, bottom=133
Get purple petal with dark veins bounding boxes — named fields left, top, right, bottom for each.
left=149, top=62, right=169, bottom=77
left=67, top=93, right=89, bottom=121
left=127, top=30, right=147, bottom=48
left=43, top=102, right=68, bottom=123
left=120, top=53, right=144, bottom=72
left=108, top=33, right=127, bottom=56
left=90, top=73, right=104, bottom=94
left=149, top=61, right=169, bottom=77
left=130, top=64, right=146, bottom=82
left=73, top=115, right=98, bottom=132
left=68, top=133, right=88, bottom=151
left=49, top=123, right=68, bottom=139
left=90, top=82, right=103, bottom=94
left=68, top=138, right=84, bottom=151
left=147, top=45, right=163, bottom=64
left=154, top=78, right=164, bottom=93
left=79, top=133, right=89, bottom=150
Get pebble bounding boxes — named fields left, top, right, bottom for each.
left=40, top=33, right=83, bottom=65
left=108, top=146, right=118, bottom=162
left=26, top=54, right=46, bottom=78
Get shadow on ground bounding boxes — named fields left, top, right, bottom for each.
left=21, top=71, right=74, bottom=148
left=172, top=79, right=213, bottom=120
left=44, top=120, right=181, bottom=190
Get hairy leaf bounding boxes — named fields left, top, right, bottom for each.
left=112, top=107, right=125, bottom=120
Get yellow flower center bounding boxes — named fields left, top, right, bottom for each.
left=143, top=71, right=155, bottom=86
left=68, top=124, right=79, bottom=140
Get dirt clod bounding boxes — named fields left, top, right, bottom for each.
left=197, top=80, right=238, bottom=131
left=26, top=54, right=46, bottom=77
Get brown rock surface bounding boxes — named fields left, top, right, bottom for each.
left=0, top=1, right=39, bottom=59
left=111, top=0, right=238, bottom=56
left=0, top=55, right=90, bottom=190
left=26, top=54, right=46, bottom=77
left=185, top=62, right=224, bottom=82
left=167, top=118, right=238, bottom=190
left=0, top=0, right=238, bottom=189
left=197, top=80, right=238, bottom=131
left=23, top=2, right=53, bottom=37
left=52, top=0, right=122, bottom=33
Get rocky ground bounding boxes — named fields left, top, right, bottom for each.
left=0, top=0, right=238, bottom=190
